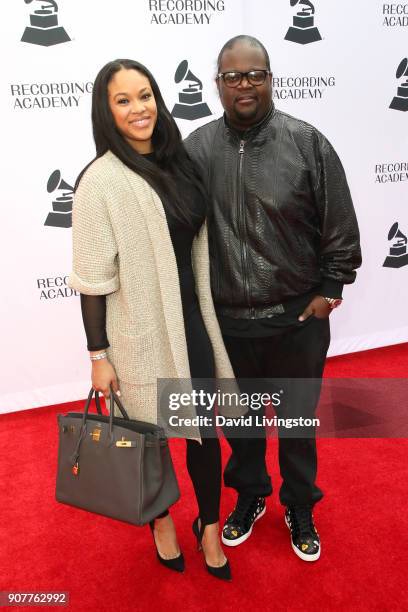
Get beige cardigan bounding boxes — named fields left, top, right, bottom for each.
left=68, top=150, right=239, bottom=440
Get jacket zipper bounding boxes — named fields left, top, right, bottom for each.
left=238, top=140, right=255, bottom=318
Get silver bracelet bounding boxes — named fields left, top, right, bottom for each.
left=90, top=352, right=107, bottom=361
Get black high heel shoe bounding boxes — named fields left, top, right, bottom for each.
left=149, top=510, right=185, bottom=573
left=192, top=517, right=231, bottom=581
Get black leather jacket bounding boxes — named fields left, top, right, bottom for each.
left=185, top=105, right=361, bottom=318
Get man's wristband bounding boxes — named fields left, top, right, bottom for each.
left=323, top=297, right=343, bottom=309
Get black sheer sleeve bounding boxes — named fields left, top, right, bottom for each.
left=80, top=294, right=110, bottom=351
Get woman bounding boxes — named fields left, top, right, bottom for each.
left=68, top=59, right=234, bottom=580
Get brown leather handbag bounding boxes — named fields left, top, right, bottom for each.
left=55, top=387, right=180, bottom=525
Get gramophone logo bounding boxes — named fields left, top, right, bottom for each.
left=21, top=0, right=70, bottom=47
left=389, top=58, right=408, bottom=112
left=44, top=170, right=73, bottom=228
left=171, top=60, right=212, bottom=121
left=285, top=0, right=322, bottom=45
left=383, top=222, right=408, bottom=268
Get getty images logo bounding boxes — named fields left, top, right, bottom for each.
left=285, top=0, right=322, bottom=45
left=21, top=0, right=70, bottom=47
left=389, top=58, right=408, bottom=112
left=44, top=170, right=74, bottom=228
left=383, top=222, right=408, bottom=268
left=171, top=60, right=212, bottom=121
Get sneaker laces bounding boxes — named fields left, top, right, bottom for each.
left=290, top=505, right=315, bottom=537
left=230, top=496, right=260, bottom=528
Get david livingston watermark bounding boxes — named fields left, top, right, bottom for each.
left=158, top=380, right=323, bottom=438
left=168, top=412, right=320, bottom=430
left=158, top=377, right=408, bottom=439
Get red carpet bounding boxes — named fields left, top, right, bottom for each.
left=1, top=344, right=407, bottom=611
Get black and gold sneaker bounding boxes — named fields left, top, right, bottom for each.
left=222, top=495, right=266, bottom=547
left=285, top=505, right=320, bottom=561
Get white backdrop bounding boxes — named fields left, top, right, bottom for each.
left=1, top=0, right=407, bottom=413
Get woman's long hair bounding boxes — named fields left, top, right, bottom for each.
left=76, top=59, right=207, bottom=229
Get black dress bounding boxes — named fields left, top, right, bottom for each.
left=80, top=154, right=221, bottom=525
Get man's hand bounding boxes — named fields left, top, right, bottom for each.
left=298, top=296, right=332, bottom=322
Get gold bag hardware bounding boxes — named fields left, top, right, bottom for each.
left=116, top=436, right=135, bottom=448
left=90, top=428, right=101, bottom=442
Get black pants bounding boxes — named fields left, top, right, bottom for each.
left=184, top=306, right=221, bottom=525
left=222, top=316, right=330, bottom=508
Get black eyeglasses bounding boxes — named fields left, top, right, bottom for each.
left=216, top=70, right=271, bottom=87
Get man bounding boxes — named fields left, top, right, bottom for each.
left=185, top=35, right=361, bottom=561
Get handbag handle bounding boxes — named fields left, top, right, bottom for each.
left=108, top=387, right=130, bottom=420
left=72, top=387, right=131, bottom=463
left=107, top=387, right=130, bottom=435
left=80, top=387, right=103, bottom=420
left=81, top=387, right=129, bottom=429
left=94, top=390, right=103, bottom=415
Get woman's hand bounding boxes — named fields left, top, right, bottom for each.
left=91, top=357, right=119, bottom=399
